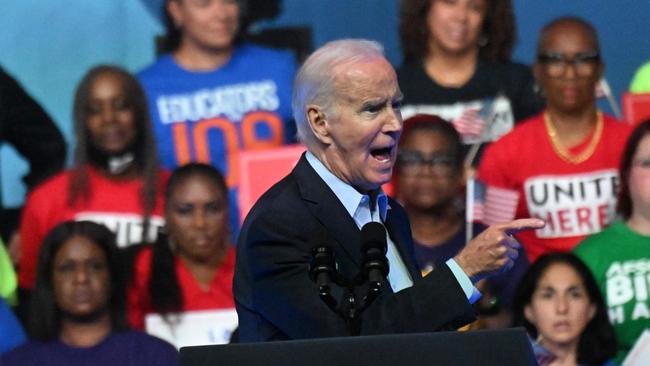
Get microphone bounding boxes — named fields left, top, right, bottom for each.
left=309, top=244, right=339, bottom=311
left=360, top=222, right=389, bottom=285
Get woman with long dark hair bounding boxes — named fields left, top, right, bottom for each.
left=575, top=119, right=650, bottom=364
left=1, top=221, right=177, bottom=365
left=513, top=252, right=616, bottom=366
left=18, top=65, right=169, bottom=291
left=128, top=163, right=236, bottom=347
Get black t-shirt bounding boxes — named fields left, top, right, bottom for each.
left=397, top=60, right=543, bottom=122
left=397, top=60, right=544, bottom=165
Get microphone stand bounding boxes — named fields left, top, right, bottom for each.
left=309, top=222, right=389, bottom=336
left=309, top=247, right=365, bottom=336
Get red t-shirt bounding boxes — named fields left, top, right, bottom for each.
left=127, top=246, right=236, bottom=330
left=478, top=112, right=632, bottom=262
left=19, top=166, right=168, bottom=288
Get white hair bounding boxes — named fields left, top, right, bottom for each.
left=292, top=39, right=386, bottom=146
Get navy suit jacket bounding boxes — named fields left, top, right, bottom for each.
left=233, top=154, right=475, bottom=341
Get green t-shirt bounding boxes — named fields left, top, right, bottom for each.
left=574, top=221, right=650, bottom=365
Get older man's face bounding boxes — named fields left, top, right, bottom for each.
left=322, top=57, right=403, bottom=192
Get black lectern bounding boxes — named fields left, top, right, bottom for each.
left=180, top=328, right=537, bottom=366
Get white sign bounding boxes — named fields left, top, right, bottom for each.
left=145, top=308, right=238, bottom=349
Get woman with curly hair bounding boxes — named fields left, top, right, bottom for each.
left=397, top=0, right=543, bottom=164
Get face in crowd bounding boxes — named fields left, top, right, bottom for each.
left=616, top=120, right=650, bottom=221
left=165, top=167, right=230, bottom=264
left=524, top=261, right=596, bottom=349
left=426, top=0, right=487, bottom=57
left=311, top=56, right=404, bottom=192
left=626, top=132, right=650, bottom=216
left=395, top=117, right=464, bottom=212
left=53, top=234, right=111, bottom=321
left=84, top=71, right=138, bottom=158
left=168, top=0, right=240, bottom=52
left=534, top=20, right=603, bottom=114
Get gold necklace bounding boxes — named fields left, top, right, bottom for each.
left=544, top=111, right=604, bottom=165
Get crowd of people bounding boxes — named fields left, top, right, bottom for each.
left=1, top=1, right=648, bottom=365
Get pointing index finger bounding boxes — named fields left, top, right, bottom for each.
left=496, top=218, right=545, bottom=235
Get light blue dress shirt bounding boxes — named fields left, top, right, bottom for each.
left=305, top=152, right=480, bottom=302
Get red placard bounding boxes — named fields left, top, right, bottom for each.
left=622, top=92, right=650, bottom=125
left=238, top=144, right=305, bottom=223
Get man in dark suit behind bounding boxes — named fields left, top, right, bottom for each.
left=233, top=39, right=543, bottom=342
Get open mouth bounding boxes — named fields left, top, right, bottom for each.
left=371, top=146, right=393, bottom=163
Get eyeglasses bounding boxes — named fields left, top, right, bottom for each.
left=396, top=150, right=459, bottom=176
left=537, top=51, right=600, bottom=78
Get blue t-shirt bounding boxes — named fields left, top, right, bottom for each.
left=137, top=43, right=297, bottom=236
left=0, top=298, right=25, bottom=355
left=0, top=330, right=178, bottom=366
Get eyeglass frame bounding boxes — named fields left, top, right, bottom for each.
left=536, top=51, right=601, bottom=78
left=395, top=150, right=460, bottom=176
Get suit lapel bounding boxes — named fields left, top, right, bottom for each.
left=384, top=206, right=421, bottom=280
left=291, top=154, right=362, bottom=266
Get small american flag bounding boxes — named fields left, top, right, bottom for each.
left=596, top=77, right=623, bottom=119
left=452, top=108, right=484, bottom=137
left=466, top=178, right=519, bottom=226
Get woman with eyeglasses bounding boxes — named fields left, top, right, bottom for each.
left=478, top=16, right=632, bottom=263
left=394, top=114, right=480, bottom=272
left=574, top=120, right=650, bottom=364
left=393, top=114, right=528, bottom=328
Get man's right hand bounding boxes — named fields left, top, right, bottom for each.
left=454, top=218, right=544, bottom=283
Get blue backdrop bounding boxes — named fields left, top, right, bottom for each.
left=1, top=0, right=648, bottom=207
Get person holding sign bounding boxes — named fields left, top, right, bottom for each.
left=127, top=163, right=237, bottom=347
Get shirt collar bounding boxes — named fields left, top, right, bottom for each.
left=305, top=151, right=389, bottom=222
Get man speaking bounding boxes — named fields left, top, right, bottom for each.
left=233, top=39, right=543, bottom=342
